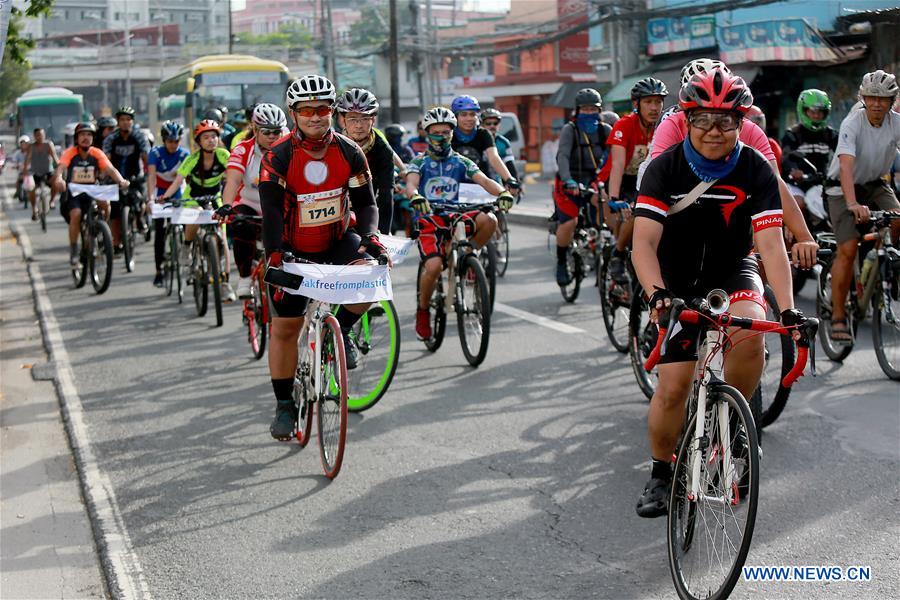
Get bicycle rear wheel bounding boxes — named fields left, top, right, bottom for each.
left=816, top=260, right=856, bottom=361
left=457, top=253, right=491, bottom=366
left=599, top=249, right=630, bottom=353
left=629, top=292, right=658, bottom=401
left=346, top=300, right=401, bottom=412
left=757, top=286, right=796, bottom=429
left=72, top=227, right=89, bottom=288
left=39, top=186, right=48, bottom=232
left=560, top=247, right=582, bottom=303
left=193, top=242, right=208, bottom=317
left=494, top=211, right=510, bottom=277
left=247, top=274, right=268, bottom=359
left=872, top=282, right=900, bottom=380
left=206, top=236, right=223, bottom=327
left=89, top=220, right=114, bottom=294
left=121, top=204, right=135, bottom=272
left=668, top=385, right=759, bottom=600
left=318, top=315, right=348, bottom=479
left=417, top=261, right=447, bottom=352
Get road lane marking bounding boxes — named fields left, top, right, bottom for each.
left=494, top=302, right=586, bottom=334
left=9, top=217, right=153, bottom=600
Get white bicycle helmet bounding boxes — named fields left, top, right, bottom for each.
left=18, top=135, right=31, bottom=144
left=422, top=106, right=457, bottom=130
left=252, top=103, right=287, bottom=128
left=859, top=69, right=899, bottom=98
left=285, top=75, right=336, bottom=107
left=336, top=88, right=379, bottom=115
left=680, top=58, right=730, bottom=87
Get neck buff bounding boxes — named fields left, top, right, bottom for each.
left=359, top=131, right=376, bottom=154
left=576, top=113, right=599, bottom=135
left=682, top=138, right=742, bottom=182
left=427, top=132, right=452, bottom=158
left=454, top=127, right=476, bottom=143
left=294, top=127, right=334, bottom=152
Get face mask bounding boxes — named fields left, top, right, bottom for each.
left=427, top=133, right=452, bottom=156
left=576, top=113, right=600, bottom=135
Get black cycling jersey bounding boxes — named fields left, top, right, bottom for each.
left=102, top=127, right=150, bottom=179
left=780, top=124, right=838, bottom=190
left=634, top=143, right=782, bottom=297
left=364, top=132, right=396, bottom=234
left=451, top=127, right=494, bottom=180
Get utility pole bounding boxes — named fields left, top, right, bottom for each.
left=426, top=0, right=439, bottom=105
left=123, top=0, right=132, bottom=104
left=389, top=0, right=400, bottom=123
left=227, top=0, right=233, bottom=54
left=410, top=0, right=426, bottom=112
left=324, top=0, right=337, bottom=86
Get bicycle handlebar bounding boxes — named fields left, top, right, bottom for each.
left=282, top=251, right=389, bottom=266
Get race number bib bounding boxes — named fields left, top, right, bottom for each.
left=72, top=165, right=96, bottom=184
left=297, top=188, right=344, bottom=227
left=625, top=145, right=648, bottom=176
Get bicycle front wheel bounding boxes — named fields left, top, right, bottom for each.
left=668, top=385, right=759, bottom=600
left=345, top=300, right=401, bottom=412
left=757, top=286, right=796, bottom=429
left=599, top=249, right=630, bottom=353
left=72, top=227, right=89, bottom=288
left=629, top=292, right=658, bottom=401
left=121, top=204, right=135, bottom=272
left=872, top=282, right=900, bottom=380
left=89, top=220, right=114, bottom=294
left=163, top=227, right=175, bottom=296
left=206, top=236, right=223, bottom=327
left=816, top=261, right=855, bottom=361
left=39, top=187, right=48, bottom=232
left=457, top=253, right=491, bottom=367
left=247, top=274, right=267, bottom=360
left=294, top=328, right=314, bottom=448
left=318, top=315, right=348, bottom=479
left=193, top=242, right=208, bottom=317
left=494, top=211, right=510, bottom=277
left=560, top=248, right=582, bottom=303
left=478, top=242, right=498, bottom=314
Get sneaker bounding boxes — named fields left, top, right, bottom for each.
left=153, top=272, right=164, bottom=288
left=609, top=256, right=629, bottom=284
left=636, top=477, right=671, bottom=518
left=236, top=276, right=252, bottom=299
left=70, top=249, right=80, bottom=267
left=415, top=308, right=432, bottom=340
left=343, top=332, right=358, bottom=370
left=556, top=263, right=571, bottom=286
left=269, top=399, right=297, bottom=441
left=221, top=281, right=237, bottom=303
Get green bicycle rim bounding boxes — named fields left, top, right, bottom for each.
left=333, top=301, right=400, bottom=410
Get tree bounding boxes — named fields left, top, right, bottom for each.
left=348, top=5, right=388, bottom=49
left=4, top=0, right=54, bottom=65
left=0, top=45, right=32, bottom=111
left=236, top=22, right=313, bottom=48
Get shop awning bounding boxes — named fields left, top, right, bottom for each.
left=545, top=82, right=608, bottom=108
left=603, top=74, right=648, bottom=105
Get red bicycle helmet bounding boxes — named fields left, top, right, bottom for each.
left=193, top=119, right=221, bottom=141
left=679, top=68, right=753, bottom=115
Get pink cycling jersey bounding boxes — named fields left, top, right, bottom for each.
left=649, top=111, right=776, bottom=162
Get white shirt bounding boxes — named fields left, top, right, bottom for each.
left=827, top=107, right=900, bottom=183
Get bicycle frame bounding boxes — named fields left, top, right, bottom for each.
left=298, top=300, right=330, bottom=401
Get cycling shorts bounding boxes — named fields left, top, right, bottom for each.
left=416, top=211, right=480, bottom=261
left=552, top=177, right=598, bottom=225
left=659, top=257, right=765, bottom=365
left=825, top=179, right=899, bottom=245
left=61, top=192, right=95, bottom=224
left=266, top=232, right=373, bottom=318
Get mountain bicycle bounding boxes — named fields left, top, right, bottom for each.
left=183, top=196, right=225, bottom=327
left=69, top=186, right=115, bottom=295
left=559, top=198, right=601, bottom=303
left=644, top=291, right=817, bottom=600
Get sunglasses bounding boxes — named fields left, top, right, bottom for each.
left=258, top=128, right=282, bottom=136
left=482, top=120, right=500, bottom=127
left=688, top=112, right=741, bottom=132
left=345, top=116, right=374, bottom=126
left=292, top=105, right=334, bottom=118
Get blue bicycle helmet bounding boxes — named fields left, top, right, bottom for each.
left=450, top=95, right=481, bottom=113
left=160, top=120, right=184, bottom=141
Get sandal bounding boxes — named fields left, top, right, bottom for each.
left=830, top=318, right=853, bottom=345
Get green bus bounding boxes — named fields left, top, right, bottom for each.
left=15, top=87, right=87, bottom=147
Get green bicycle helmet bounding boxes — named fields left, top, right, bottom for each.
left=796, top=89, right=831, bottom=132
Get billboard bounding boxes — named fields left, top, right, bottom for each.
left=558, top=0, right=591, bottom=74
left=718, top=19, right=836, bottom=64
left=647, top=16, right=716, bottom=56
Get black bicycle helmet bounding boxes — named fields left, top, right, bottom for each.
left=115, top=106, right=136, bottom=118
left=97, top=116, right=117, bottom=129
left=631, top=77, right=669, bottom=101
left=74, top=122, right=97, bottom=136
left=204, top=108, right=225, bottom=123
left=384, top=124, right=406, bottom=138
left=480, top=107, right=503, bottom=121
left=574, top=88, right=602, bottom=109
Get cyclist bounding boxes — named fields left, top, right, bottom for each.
left=632, top=69, right=803, bottom=518
left=405, top=106, right=514, bottom=341
left=781, top=89, right=838, bottom=214
left=94, top=116, right=117, bottom=150
left=597, top=77, right=668, bottom=284
left=335, top=88, right=396, bottom=234
left=480, top=108, right=519, bottom=183
left=384, top=123, right=414, bottom=163
left=601, top=110, right=620, bottom=127
left=219, top=103, right=288, bottom=299
left=146, top=121, right=190, bottom=287
left=449, top=95, right=519, bottom=192
left=824, top=69, right=900, bottom=344
left=747, top=105, right=782, bottom=167
left=259, top=74, right=389, bottom=440
left=224, top=109, right=249, bottom=149
left=103, top=106, right=151, bottom=250
left=11, top=135, right=29, bottom=206
left=407, top=120, right=429, bottom=156
left=24, top=127, right=60, bottom=221
left=553, top=88, right=612, bottom=286
left=51, top=122, right=129, bottom=266
left=159, top=119, right=236, bottom=302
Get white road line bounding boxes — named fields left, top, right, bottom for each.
left=10, top=218, right=153, bottom=600
left=494, top=302, right=586, bottom=334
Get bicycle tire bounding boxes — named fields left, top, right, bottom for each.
left=206, top=236, right=223, bottom=327
left=495, top=211, right=510, bottom=277
left=89, top=220, right=114, bottom=294
left=757, top=286, right=796, bottom=428
left=816, top=260, right=855, bottom=361
left=417, top=261, right=447, bottom=352
left=248, top=275, right=267, bottom=360
left=164, top=227, right=175, bottom=297
left=346, top=300, right=401, bottom=413
left=668, top=384, right=759, bottom=600
left=560, top=248, right=582, bottom=303
left=121, top=205, right=135, bottom=272
left=457, top=253, right=491, bottom=367
left=72, top=227, right=89, bottom=288
left=599, top=248, right=630, bottom=353
left=294, top=328, right=314, bottom=449
left=872, top=283, right=900, bottom=380
left=629, top=291, right=658, bottom=401
left=193, top=242, right=208, bottom=317
left=39, top=187, right=47, bottom=232
left=175, top=228, right=184, bottom=304
left=479, top=242, right=498, bottom=314
left=318, top=315, right=348, bottom=479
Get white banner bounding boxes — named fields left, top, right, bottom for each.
left=150, top=203, right=174, bottom=219
left=281, top=263, right=393, bottom=304
left=68, top=183, right=120, bottom=202
left=149, top=204, right=216, bottom=224
left=457, top=183, right=495, bottom=203
left=380, top=235, right=417, bottom=266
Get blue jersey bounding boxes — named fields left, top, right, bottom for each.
left=408, top=151, right=481, bottom=204
left=148, top=145, right=189, bottom=198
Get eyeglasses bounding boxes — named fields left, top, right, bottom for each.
left=292, top=105, right=334, bottom=118
left=345, top=116, right=374, bottom=126
left=482, top=120, right=500, bottom=127
left=688, top=112, right=741, bottom=132
left=258, top=128, right=282, bottom=136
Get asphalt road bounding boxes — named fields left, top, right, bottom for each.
left=2, top=173, right=898, bottom=600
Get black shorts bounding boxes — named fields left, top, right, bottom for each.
left=32, top=173, right=53, bottom=189
left=60, top=193, right=94, bottom=224
left=660, top=257, right=765, bottom=365
left=266, top=232, right=372, bottom=318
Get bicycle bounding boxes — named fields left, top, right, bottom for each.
left=493, top=208, right=511, bottom=277
left=816, top=211, right=900, bottom=379
left=597, top=199, right=633, bottom=353
left=226, top=213, right=269, bottom=359
left=558, top=187, right=601, bottom=303
left=120, top=175, right=148, bottom=273
left=416, top=200, right=494, bottom=367
left=69, top=186, right=115, bottom=295
left=153, top=202, right=185, bottom=304
left=644, top=291, right=817, bottom=600
left=184, top=195, right=225, bottom=327
left=34, top=176, right=51, bottom=232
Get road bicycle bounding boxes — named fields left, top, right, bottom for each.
left=816, top=211, right=900, bottom=379
left=337, top=299, right=401, bottom=412
left=597, top=199, right=633, bottom=353
left=69, top=187, right=115, bottom=295
left=416, top=200, right=494, bottom=367
left=183, top=196, right=225, bottom=327
left=644, top=291, right=817, bottom=600
left=225, top=213, right=270, bottom=359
